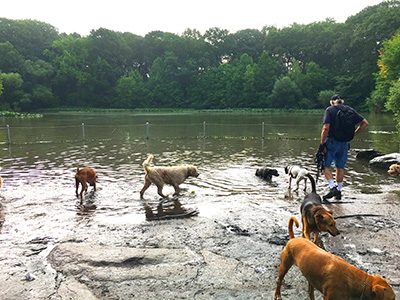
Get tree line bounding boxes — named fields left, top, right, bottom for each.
left=0, top=0, right=399, bottom=112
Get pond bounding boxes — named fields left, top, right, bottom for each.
left=0, top=111, right=398, bottom=230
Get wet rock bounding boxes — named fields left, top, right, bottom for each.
left=355, top=149, right=384, bottom=161
left=23, top=273, right=35, bottom=281
left=266, top=235, right=287, bottom=246
left=369, top=153, right=400, bottom=169
left=215, top=220, right=250, bottom=236
left=47, top=242, right=271, bottom=299
left=48, top=242, right=201, bottom=280
left=28, top=237, right=54, bottom=244
left=57, top=277, right=98, bottom=299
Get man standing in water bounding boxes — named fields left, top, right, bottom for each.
left=318, top=95, right=369, bottom=200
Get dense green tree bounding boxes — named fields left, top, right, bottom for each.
left=386, top=80, right=400, bottom=116
left=0, top=18, right=58, bottom=59
left=336, top=0, right=400, bottom=107
left=269, top=76, right=302, bottom=108
left=203, top=27, right=233, bottom=63
left=0, top=2, right=398, bottom=111
left=0, top=72, right=27, bottom=110
left=230, top=29, right=265, bottom=60
left=373, top=34, right=400, bottom=118
left=0, top=42, right=25, bottom=73
left=114, top=70, right=150, bottom=108
left=147, top=53, right=184, bottom=107
left=369, top=33, right=400, bottom=112
left=27, top=84, right=58, bottom=109
left=253, top=51, right=283, bottom=106
left=48, top=35, right=91, bottom=106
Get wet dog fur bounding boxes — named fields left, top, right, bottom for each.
left=289, top=174, right=339, bottom=243
left=274, top=233, right=395, bottom=300
left=285, top=165, right=311, bottom=191
left=75, top=167, right=97, bottom=199
left=387, top=163, right=400, bottom=176
left=140, top=154, right=199, bottom=199
left=255, top=167, right=279, bottom=181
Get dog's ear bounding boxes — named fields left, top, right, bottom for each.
left=371, top=284, right=387, bottom=299
left=284, top=166, right=289, bottom=174
left=315, top=212, right=324, bottom=221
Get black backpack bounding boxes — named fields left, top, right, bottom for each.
left=331, top=106, right=357, bottom=142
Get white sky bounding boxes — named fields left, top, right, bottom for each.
left=1, top=0, right=385, bottom=36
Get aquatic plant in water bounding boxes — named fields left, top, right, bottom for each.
left=0, top=111, right=43, bottom=119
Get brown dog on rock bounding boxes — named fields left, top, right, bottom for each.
left=75, top=167, right=97, bottom=200
left=274, top=233, right=395, bottom=300
left=290, top=173, right=340, bottom=243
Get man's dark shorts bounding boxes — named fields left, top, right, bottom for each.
left=324, top=137, right=349, bottom=169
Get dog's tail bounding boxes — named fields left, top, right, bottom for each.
left=307, top=173, right=316, bottom=193
left=143, top=154, right=154, bottom=173
left=288, top=216, right=299, bottom=239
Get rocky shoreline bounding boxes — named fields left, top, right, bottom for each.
left=0, top=185, right=399, bottom=299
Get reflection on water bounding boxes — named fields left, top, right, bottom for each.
left=0, top=111, right=399, bottom=245
left=144, top=198, right=199, bottom=221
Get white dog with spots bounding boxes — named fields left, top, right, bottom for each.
left=284, top=165, right=311, bottom=192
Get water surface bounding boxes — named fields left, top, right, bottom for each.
left=0, top=111, right=398, bottom=242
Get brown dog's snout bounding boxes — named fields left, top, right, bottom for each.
left=329, top=228, right=340, bottom=236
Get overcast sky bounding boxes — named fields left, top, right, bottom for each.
left=1, top=0, right=385, bottom=36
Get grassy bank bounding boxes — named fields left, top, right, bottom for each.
left=39, top=107, right=326, bottom=115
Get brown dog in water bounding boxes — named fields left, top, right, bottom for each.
left=140, top=154, right=199, bottom=199
left=291, top=173, right=340, bottom=243
left=275, top=230, right=395, bottom=300
left=75, top=167, right=97, bottom=199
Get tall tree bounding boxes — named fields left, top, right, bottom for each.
left=0, top=18, right=58, bottom=59
left=337, top=0, right=400, bottom=107
left=371, top=33, right=400, bottom=114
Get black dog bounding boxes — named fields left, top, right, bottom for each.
left=255, top=167, right=279, bottom=181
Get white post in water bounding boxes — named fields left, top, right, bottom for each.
left=82, top=123, right=85, bottom=140
left=262, top=122, right=265, bottom=139
left=203, top=121, right=206, bottom=138
left=145, top=122, right=150, bottom=139
left=6, top=125, right=11, bottom=144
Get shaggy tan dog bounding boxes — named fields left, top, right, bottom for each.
left=387, top=163, right=400, bottom=176
left=275, top=224, right=395, bottom=300
left=140, top=154, right=199, bottom=199
left=75, top=167, right=97, bottom=199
